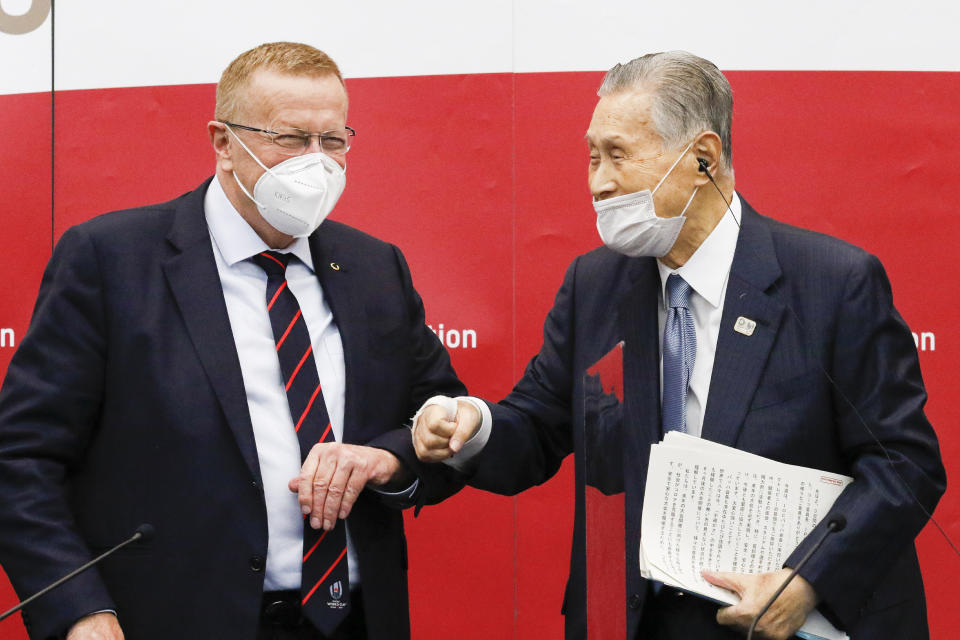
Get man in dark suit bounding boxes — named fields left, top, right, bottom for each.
left=412, top=51, right=945, bottom=639
left=0, top=42, right=465, bottom=640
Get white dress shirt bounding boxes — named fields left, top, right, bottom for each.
left=655, top=193, right=741, bottom=437
left=439, top=193, right=742, bottom=458
left=204, top=176, right=414, bottom=590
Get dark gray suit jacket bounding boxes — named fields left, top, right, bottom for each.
left=0, top=178, right=467, bottom=640
left=467, top=196, right=945, bottom=639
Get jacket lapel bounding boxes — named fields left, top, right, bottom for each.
left=161, top=179, right=261, bottom=482
left=701, top=200, right=786, bottom=447
left=308, top=226, right=364, bottom=444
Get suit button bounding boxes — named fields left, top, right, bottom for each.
left=249, top=555, right=264, bottom=572
left=628, top=593, right=642, bottom=609
left=251, top=480, right=259, bottom=489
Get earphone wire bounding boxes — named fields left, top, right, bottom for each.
left=698, top=161, right=959, bottom=557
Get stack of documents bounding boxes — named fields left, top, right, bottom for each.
left=639, top=432, right=851, bottom=640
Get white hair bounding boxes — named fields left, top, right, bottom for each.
left=598, top=51, right=733, bottom=169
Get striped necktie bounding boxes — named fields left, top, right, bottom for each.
left=662, top=273, right=697, bottom=434
left=252, top=250, right=351, bottom=634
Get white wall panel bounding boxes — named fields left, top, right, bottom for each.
left=3, top=0, right=958, bottom=96
left=0, top=0, right=51, bottom=94
left=50, top=0, right=512, bottom=92
left=513, top=0, right=960, bottom=73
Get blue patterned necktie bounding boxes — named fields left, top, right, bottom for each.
left=252, top=251, right=351, bottom=634
left=662, top=273, right=697, bottom=434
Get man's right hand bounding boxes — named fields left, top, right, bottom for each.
left=66, top=612, right=124, bottom=640
left=412, top=399, right=481, bottom=462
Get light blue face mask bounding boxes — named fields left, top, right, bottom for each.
left=594, top=139, right=699, bottom=258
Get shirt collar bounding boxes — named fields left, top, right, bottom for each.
left=204, top=175, right=315, bottom=272
left=657, top=192, right=742, bottom=309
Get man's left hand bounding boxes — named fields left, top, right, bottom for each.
left=288, top=444, right=410, bottom=532
left=701, top=568, right=817, bottom=640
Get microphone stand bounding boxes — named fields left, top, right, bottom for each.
left=0, top=524, right=154, bottom=624
left=746, top=517, right=845, bottom=640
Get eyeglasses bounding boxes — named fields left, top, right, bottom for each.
left=223, top=122, right=356, bottom=156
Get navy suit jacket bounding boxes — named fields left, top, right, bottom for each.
left=467, top=197, right=945, bottom=639
left=0, top=179, right=466, bottom=640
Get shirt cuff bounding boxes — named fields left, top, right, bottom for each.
left=411, top=395, right=491, bottom=471
left=371, top=477, right=419, bottom=499
left=444, top=396, right=491, bottom=470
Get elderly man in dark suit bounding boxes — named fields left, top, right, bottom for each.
left=412, top=51, right=945, bottom=639
left=0, top=42, right=465, bottom=640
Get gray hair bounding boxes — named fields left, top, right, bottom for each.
left=598, top=51, right=733, bottom=169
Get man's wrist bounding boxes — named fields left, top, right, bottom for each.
left=66, top=610, right=119, bottom=639
left=364, top=448, right=410, bottom=488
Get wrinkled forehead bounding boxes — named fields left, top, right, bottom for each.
left=586, top=90, right=661, bottom=148
left=239, top=69, right=348, bottom=125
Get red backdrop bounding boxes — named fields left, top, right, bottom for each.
left=1, top=70, right=958, bottom=638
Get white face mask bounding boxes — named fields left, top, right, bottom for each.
left=594, top=139, right=699, bottom=258
left=226, top=125, right=346, bottom=238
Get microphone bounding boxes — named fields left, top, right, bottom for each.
left=0, top=524, right=154, bottom=624
left=746, top=515, right=846, bottom=640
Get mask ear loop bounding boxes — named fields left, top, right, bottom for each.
left=225, top=124, right=272, bottom=173
left=224, top=124, right=271, bottom=208
left=678, top=185, right=700, bottom=217
left=230, top=167, right=266, bottom=209
left=652, top=138, right=698, bottom=195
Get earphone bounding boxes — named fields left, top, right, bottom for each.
left=697, top=157, right=712, bottom=179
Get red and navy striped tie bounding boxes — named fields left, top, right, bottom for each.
left=252, top=250, right=350, bottom=634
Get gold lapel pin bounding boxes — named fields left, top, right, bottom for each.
left=330, top=262, right=341, bottom=271
left=734, top=316, right=757, bottom=336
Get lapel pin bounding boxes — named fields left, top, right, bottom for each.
left=734, top=316, right=757, bottom=336
left=329, top=262, right=341, bottom=271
